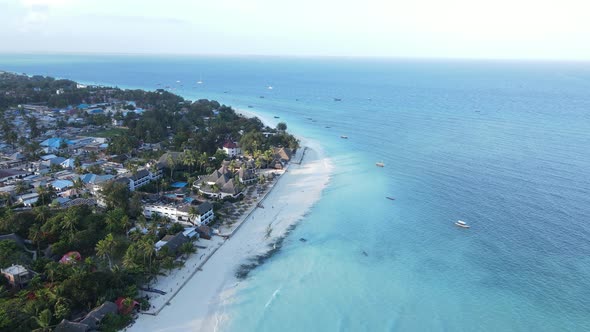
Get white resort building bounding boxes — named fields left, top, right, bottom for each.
left=143, top=201, right=214, bottom=226
left=222, top=141, right=241, bottom=158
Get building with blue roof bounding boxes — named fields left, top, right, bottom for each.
left=40, top=138, right=72, bottom=149
left=51, top=180, right=73, bottom=192
left=87, top=108, right=104, bottom=114
left=61, top=159, right=76, bottom=169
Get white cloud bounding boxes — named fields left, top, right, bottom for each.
left=21, top=0, right=72, bottom=7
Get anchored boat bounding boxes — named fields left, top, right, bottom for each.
left=455, top=220, right=470, bottom=229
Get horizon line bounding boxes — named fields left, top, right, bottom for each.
left=1, top=51, right=589, bottom=63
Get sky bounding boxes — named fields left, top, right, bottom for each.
left=0, top=0, right=590, bottom=60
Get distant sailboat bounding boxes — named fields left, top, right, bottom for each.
left=197, top=75, right=203, bottom=84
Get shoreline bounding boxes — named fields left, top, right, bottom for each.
left=128, top=109, right=333, bottom=332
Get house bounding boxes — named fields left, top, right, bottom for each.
left=143, top=201, right=214, bottom=226
left=78, top=173, right=113, bottom=185
left=60, top=158, right=76, bottom=169
left=197, top=225, right=213, bottom=240
left=157, top=152, right=183, bottom=168
left=79, top=301, right=118, bottom=330
left=17, top=192, right=39, bottom=206
left=129, top=169, right=151, bottom=189
left=51, top=179, right=73, bottom=192
left=0, top=169, right=31, bottom=183
left=112, top=168, right=159, bottom=192
left=155, top=232, right=189, bottom=254
left=183, top=227, right=200, bottom=239
left=41, top=155, right=66, bottom=167
left=194, top=202, right=214, bottom=225
left=40, top=137, right=69, bottom=150
left=54, top=320, right=89, bottom=332
left=8, top=152, right=25, bottom=161
left=238, top=167, right=257, bottom=184
left=195, top=166, right=244, bottom=199
left=54, top=301, right=117, bottom=332
left=1, top=264, right=32, bottom=289
left=273, top=147, right=293, bottom=162
left=222, top=141, right=241, bottom=157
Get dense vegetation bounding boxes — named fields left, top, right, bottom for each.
left=0, top=72, right=300, bottom=330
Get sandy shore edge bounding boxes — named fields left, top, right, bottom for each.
left=127, top=109, right=332, bottom=332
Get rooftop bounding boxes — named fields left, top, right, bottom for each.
left=1, top=264, right=28, bottom=275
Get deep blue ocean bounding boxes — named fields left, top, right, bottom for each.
left=2, top=55, right=590, bottom=331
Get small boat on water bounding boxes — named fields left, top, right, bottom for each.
left=386, top=197, right=395, bottom=201
left=334, top=98, right=342, bottom=101
left=340, top=135, right=349, bottom=139
left=259, top=96, right=265, bottom=99
left=274, top=116, right=280, bottom=118
left=455, top=220, right=470, bottom=229
left=376, top=162, right=385, bottom=167
left=247, top=105, right=253, bottom=108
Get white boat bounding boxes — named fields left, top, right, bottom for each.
left=376, top=162, right=385, bottom=167
left=268, top=85, right=273, bottom=90
left=340, top=135, right=349, bottom=139
left=455, top=220, right=470, bottom=228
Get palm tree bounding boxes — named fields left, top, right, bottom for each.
left=120, top=215, right=131, bottom=236
left=96, top=233, right=116, bottom=270
left=33, top=206, right=50, bottom=223
left=198, top=152, right=209, bottom=173
left=188, top=206, right=199, bottom=225
left=264, top=149, right=275, bottom=165
left=15, top=181, right=28, bottom=195
left=167, top=154, right=176, bottom=180
left=123, top=244, right=139, bottom=270
left=29, top=224, right=43, bottom=253
left=36, top=186, right=48, bottom=205
left=61, top=208, right=80, bottom=239
left=229, top=160, right=237, bottom=172
left=33, top=308, right=52, bottom=331
left=105, top=209, right=123, bottom=233
left=139, top=238, right=155, bottom=274
left=183, top=150, right=196, bottom=174
left=72, top=178, right=84, bottom=191
left=255, top=158, right=263, bottom=170
left=179, top=242, right=196, bottom=259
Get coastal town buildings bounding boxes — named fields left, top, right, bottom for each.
left=0, top=72, right=301, bottom=331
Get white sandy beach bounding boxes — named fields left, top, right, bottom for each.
left=128, top=112, right=332, bottom=332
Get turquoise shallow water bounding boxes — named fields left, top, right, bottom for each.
left=2, top=55, right=590, bottom=331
